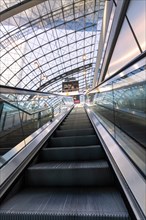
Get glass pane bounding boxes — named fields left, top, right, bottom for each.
left=89, top=57, right=146, bottom=176
left=0, top=0, right=24, bottom=12
left=106, top=19, right=140, bottom=78
left=127, top=0, right=146, bottom=52
left=0, top=88, right=73, bottom=165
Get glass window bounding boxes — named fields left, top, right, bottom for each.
left=106, top=19, right=140, bottom=78
left=126, top=0, right=146, bottom=52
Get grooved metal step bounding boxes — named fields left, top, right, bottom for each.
left=0, top=187, right=130, bottom=220
left=0, top=106, right=131, bottom=220
left=54, top=128, right=95, bottom=137
left=26, top=160, right=114, bottom=187
left=59, top=124, right=93, bottom=130
left=40, top=145, right=104, bottom=161
left=65, top=116, right=89, bottom=120
left=69, top=112, right=86, bottom=115
left=64, top=117, right=90, bottom=122
left=65, top=114, right=88, bottom=117
left=62, top=121, right=91, bottom=126
left=48, top=135, right=99, bottom=147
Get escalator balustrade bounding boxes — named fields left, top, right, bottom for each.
left=0, top=116, right=50, bottom=156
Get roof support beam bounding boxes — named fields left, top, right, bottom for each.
left=38, top=63, right=92, bottom=91
left=97, top=0, right=130, bottom=84
left=0, top=0, right=47, bottom=22
left=0, top=85, right=61, bottom=97
left=27, top=63, right=92, bottom=100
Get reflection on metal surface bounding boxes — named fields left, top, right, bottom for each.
left=88, top=105, right=146, bottom=176
left=87, top=57, right=146, bottom=177
left=93, top=91, right=146, bottom=151
left=93, top=86, right=146, bottom=148
left=86, top=107, right=146, bottom=219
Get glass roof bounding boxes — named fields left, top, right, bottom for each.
left=0, top=0, right=23, bottom=12
left=0, top=0, right=105, bottom=94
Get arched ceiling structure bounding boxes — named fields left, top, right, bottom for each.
left=0, top=0, right=105, bottom=94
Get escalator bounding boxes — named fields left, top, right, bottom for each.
left=0, top=106, right=131, bottom=220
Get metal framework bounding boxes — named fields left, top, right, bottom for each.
left=0, top=0, right=105, bottom=96
left=0, top=0, right=47, bottom=22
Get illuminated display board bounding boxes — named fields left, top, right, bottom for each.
left=62, top=81, right=79, bottom=92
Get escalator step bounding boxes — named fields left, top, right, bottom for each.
left=59, top=124, right=92, bottom=130
left=0, top=187, right=130, bottom=220
left=54, top=128, right=95, bottom=137
left=66, top=114, right=87, bottom=116
left=62, top=120, right=91, bottom=127
left=65, top=116, right=88, bottom=120
left=48, top=135, right=99, bottom=147
left=26, top=160, right=114, bottom=186
left=69, top=110, right=87, bottom=115
left=64, top=117, right=90, bottom=122
left=66, top=113, right=87, bottom=117
left=40, top=145, right=105, bottom=161
left=64, top=117, right=90, bottom=121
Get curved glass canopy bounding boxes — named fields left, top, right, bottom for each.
left=0, top=0, right=104, bottom=94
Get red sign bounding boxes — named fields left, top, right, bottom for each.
left=73, top=95, right=80, bottom=104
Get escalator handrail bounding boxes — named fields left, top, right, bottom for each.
left=0, top=98, right=51, bottom=115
